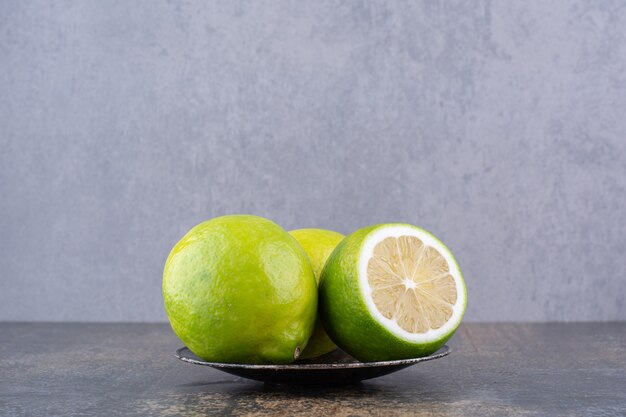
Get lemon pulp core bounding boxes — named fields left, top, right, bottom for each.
left=367, top=235, right=458, bottom=333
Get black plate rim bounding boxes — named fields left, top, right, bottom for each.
left=175, top=345, right=450, bottom=370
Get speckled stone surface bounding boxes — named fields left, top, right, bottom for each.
left=1, top=323, right=625, bottom=416
left=1, top=1, right=626, bottom=322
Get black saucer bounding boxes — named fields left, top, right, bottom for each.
left=175, top=345, right=450, bottom=385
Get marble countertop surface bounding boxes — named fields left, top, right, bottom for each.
left=2, top=322, right=625, bottom=416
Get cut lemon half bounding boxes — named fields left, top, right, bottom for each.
left=319, top=223, right=466, bottom=361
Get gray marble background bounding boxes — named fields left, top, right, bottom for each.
left=1, top=1, right=625, bottom=322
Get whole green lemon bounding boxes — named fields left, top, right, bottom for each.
left=289, top=228, right=344, bottom=359
left=163, top=215, right=318, bottom=364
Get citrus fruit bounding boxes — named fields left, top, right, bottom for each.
left=163, top=215, right=318, bottom=364
left=289, top=228, right=344, bottom=359
left=319, top=223, right=467, bottom=362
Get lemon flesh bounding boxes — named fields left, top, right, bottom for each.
left=368, top=235, right=458, bottom=334
left=289, top=228, right=344, bottom=359
left=163, top=215, right=318, bottom=364
left=319, top=223, right=466, bottom=361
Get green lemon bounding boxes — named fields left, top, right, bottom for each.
left=289, top=228, right=344, bottom=359
left=163, top=215, right=318, bottom=364
left=319, top=223, right=467, bottom=362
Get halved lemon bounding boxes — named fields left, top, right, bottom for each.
left=319, top=223, right=466, bottom=361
